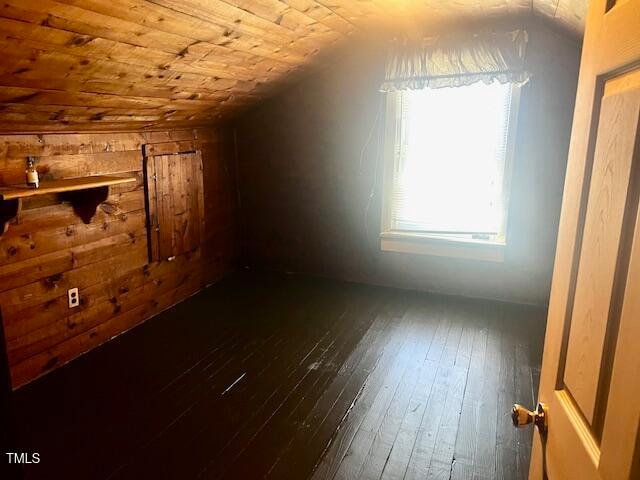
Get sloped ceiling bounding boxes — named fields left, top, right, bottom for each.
left=0, top=0, right=586, bottom=132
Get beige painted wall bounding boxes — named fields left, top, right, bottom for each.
left=234, top=19, right=581, bottom=305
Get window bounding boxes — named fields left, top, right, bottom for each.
left=381, top=82, right=520, bottom=261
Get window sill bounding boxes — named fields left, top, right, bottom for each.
left=380, top=232, right=505, bottom=262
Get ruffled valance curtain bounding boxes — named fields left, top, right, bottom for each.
left=380, top=30, right=530, bottom=92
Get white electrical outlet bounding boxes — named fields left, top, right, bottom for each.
left=68, top=287, right=79, bottom=308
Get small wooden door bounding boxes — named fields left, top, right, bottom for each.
left=145, top=149, right=205, bottom=262
left=528, top=0, right=640, bottom=478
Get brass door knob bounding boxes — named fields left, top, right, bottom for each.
left=512, top=402, right=548, bottom=434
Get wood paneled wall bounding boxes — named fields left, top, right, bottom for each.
left=0, top=128, right=237, bottom=388
left=234, top=20, right=582, bottom=306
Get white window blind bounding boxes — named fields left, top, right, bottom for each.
left=390, top=82, right=514, bottom=239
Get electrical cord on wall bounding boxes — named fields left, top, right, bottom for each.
left=360, top=94, right=385, bottom=259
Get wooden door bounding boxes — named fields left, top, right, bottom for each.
left=528, top=0, right=640, bottom=478
left=145, top=150, right=205, bottom=262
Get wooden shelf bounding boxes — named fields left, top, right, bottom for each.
left=0, top=175, right=137, bottom=234
left=0, top=175, right=136, bottom=200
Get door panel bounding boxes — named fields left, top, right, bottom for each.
left=158, top=154, right=175, bottom=259
left=144, top=150, right=204, bottom=262
left=563, top=81, right=640, bottom=426
left=599, top=200, right=640, bottom=479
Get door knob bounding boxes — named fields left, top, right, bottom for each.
left=512, top=402, right=548, bottom=434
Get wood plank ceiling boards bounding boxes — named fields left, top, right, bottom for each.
left=0, top=0, right=587, bottom=132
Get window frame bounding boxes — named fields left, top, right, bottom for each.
left=380, top=83, right=521, bottom=262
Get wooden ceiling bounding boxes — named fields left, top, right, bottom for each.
left=0, top=0, right=587, bottom=132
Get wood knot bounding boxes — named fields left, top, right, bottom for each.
left=69, top=35, right=93, bottom=47
left=43, top=273, right=63, bottom=288
left=11, top=92, right=39, bottom=103
left=100, top=202, right=118, bottom=215
left=43, top=357, right=59, bottom=371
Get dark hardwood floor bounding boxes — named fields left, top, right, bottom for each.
left=11, top=271, right=546, bottom=480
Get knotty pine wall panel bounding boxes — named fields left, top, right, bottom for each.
left=234, top=21, right=581, bottom=306
left=0, top=128, right=237, bottom=388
